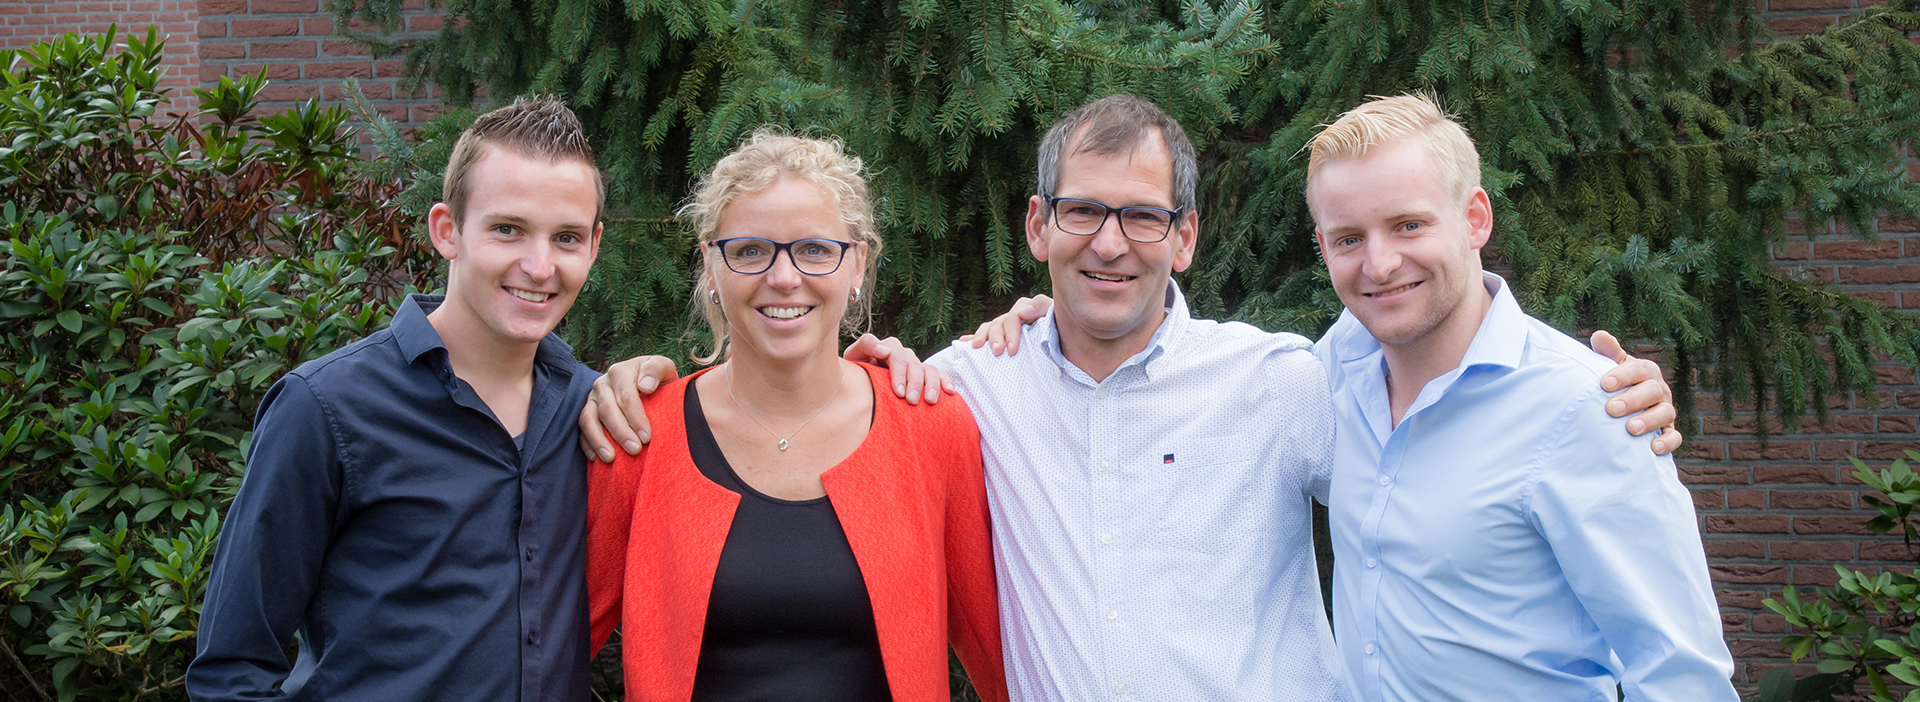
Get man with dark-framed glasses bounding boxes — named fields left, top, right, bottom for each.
left=1044, top=195, right=1185, bottom=242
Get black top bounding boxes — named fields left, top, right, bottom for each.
left=684, top=382, right=893, bottom=702
left=187, top=294, right=597, bottom=702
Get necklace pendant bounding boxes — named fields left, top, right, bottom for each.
left=777, top=439, right=790, bottom=451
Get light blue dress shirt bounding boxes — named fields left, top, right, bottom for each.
left=931, top=282, right=1349, bottom=701
left=1314, top=272, right=1735, bottom=702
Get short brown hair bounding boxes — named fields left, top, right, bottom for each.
left=1306, top=93, right=1480, bottom=208
left=1036, top=94, right=1198, bottom=213
left=442, top=96, right=602, bottom=225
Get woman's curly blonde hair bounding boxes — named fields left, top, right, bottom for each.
left=680, top=129, right=883, bottom=364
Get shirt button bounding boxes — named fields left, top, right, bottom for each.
left=1114, top=683, right=1127, bottom=694
left=1106, top=609, right=1118, bottom=620
left=527, top=631, right=538, bottom=645
left=1378, top=475, right=1391, bottom=486
left=1364, top=644, right=1376, bottom=655
left=1096, top=386, right=1109, bottom=399
left=525, top=548, right=536, bottom=562
left=1096, top=460, right=1110, bottom=472
left=1100, top=532, right=1114, bottom=544
left=1366, top=558, right=1377, bottom=568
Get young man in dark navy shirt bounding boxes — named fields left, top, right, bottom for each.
left=188, top=97, right=606, bottom=702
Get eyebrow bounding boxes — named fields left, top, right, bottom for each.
left=478, top=213, right=593, bottom=231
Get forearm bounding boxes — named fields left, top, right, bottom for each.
left=189, top=377, right=339, bottom=699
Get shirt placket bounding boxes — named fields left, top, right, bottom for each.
left=516, top=443, right=539, bottom=702
left=515, top=369, right=556, bottom=702
left=1086, top=371, right=1134, bottom=700
left=1357, top=380, right=1403, bottom=702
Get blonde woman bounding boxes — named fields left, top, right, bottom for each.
left=583, top=131, right=1008, bottom=702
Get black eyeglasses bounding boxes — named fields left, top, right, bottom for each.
left=1045, top=195, right=1185, bottom=243
left=707, top=237, right=857, bottom=275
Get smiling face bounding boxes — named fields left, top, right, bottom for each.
left=1308, top=136, right=1492, bottom=350
left=705, top=177, right=865, bottom=365
left=427, top=144, right=601, bottom=348
left=1025, top=130, right=1199, bottom=352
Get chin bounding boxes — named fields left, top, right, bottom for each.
left=737, top=332, right=835, bottom=363
left=1080, top=306, right=1154, bottom=337
left=1353, top=311, right=1431, bottom=348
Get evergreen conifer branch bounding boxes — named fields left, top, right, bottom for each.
left=337, top=0, right=1920, bottom=438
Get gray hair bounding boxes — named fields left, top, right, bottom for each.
left=1035, top=94, right=1198, bottom=213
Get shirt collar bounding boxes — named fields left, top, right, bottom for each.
left=1459, top=271, right=1527, bottom=373
left=1037, top=278, right=1188, bottom=383
left=391, top=293, right=579, bottom=373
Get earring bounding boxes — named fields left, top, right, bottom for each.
left=708, top=289, right=720, bottom=305
left=849, top=286, right=861, bottom=303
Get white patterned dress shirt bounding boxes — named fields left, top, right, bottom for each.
left=929, top=282, right=1350, bottom=702
left=1314, top=273, right=1736, bottom=702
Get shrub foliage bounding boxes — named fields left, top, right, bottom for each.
left=1765, top=451, right=1920, bottom=702
left=0, top=29, right=431, bottom=700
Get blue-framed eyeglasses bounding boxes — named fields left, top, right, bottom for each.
left=1045, top=195, right=1184, bottom=243
left=707, top=237, right=857, bottom=275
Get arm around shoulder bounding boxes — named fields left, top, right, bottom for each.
left=187, top=374, right=343, bottom=701
left=1267, top=347, right=1337, bottom=504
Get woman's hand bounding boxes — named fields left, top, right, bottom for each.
left=960, top=295, right=1052, bottom=356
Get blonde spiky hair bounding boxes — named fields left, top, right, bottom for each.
left=1306, top=93, right=1481, bottom=207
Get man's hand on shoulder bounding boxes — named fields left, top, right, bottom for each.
left=578, top=355, right=678, bottom=462
left=1590, top=330, right=1684, bottom=455
left=842, top=333, right=954, bottom=406
left=960, top=294, right=1052, bottom=356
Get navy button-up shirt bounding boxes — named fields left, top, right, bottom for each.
left=188, top=295, right=597, bottom=702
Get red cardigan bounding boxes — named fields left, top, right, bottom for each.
left=585, top=363, right=1008, bottom=702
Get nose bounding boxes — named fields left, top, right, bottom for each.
left=1087, top=213, right=1131, bottom=261
left=761, top=247, right=805, bottom=290
left=520, top=237, right=556, bottom=282
left=1360, top=234, right=1401, bottom=283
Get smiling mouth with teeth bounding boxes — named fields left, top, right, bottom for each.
left=507, top=287, right=555, bottom=303
left=1083, top=271, right=1135, bottom=282
left=1365, top=282, right=1420, bottom=297
left=758, top=306, right=813, bottom=320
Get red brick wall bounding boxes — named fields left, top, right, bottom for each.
left=196, top=0, right=444, bottom=125
left=0, top=0, right=200, bottom=115
left=1702, top=0, right=1920, bottom=688
left=2, top=0, right=442, bottom=125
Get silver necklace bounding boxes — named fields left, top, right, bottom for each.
left=727, top=368, right=843, bottom=452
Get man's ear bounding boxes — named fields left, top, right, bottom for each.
left=1024, top=195, right=1051, bottom=262
left=1464, top=187, right=1493, bottom=251
left=428, top=202, right=460, bottom=260
left=1304, top=183, right=1333, bottom=263
left=587, top=221, right=604, bottom=261
left=1171, top=208, right=1200, bottom=272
